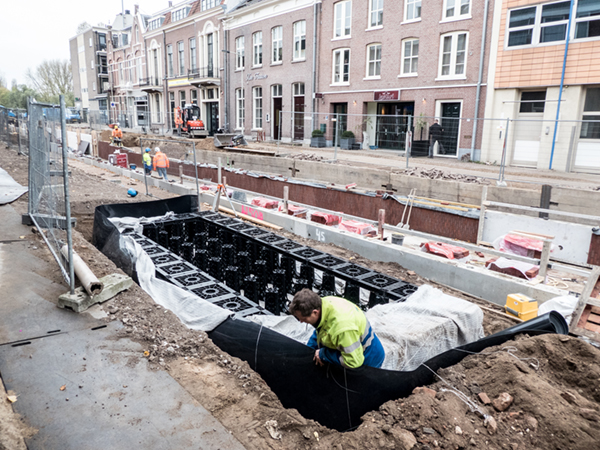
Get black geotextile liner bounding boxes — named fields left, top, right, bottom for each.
left=92, top=195, right=198, bottom=279
left=208, top=312, right=568, bottom=432
left=91, top=196, right=569, bottom=432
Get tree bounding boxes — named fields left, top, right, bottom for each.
left=0, top=83, right=37, bottom=109
left=26, top=60, right=74, bottom=106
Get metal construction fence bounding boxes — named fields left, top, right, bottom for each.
left=27, top=96, right=75, bottom=293
left=0, top=105, right=28, bottom=155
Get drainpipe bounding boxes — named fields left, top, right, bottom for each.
left=163, top=29, right=170, bottom=132
left=311, top=2, right=319, bottom=127
left=224, top=28, right=229, bottom=131
left=549, top=0, right=575, bottom=170
left=470, top=0, right=490, bottom=159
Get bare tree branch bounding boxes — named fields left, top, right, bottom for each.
left=26, top=60, right=73, bottom=104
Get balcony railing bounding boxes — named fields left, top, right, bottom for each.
left=188, top=66, right=220, bottom=83
left=139, top=77, right=162, bottom=87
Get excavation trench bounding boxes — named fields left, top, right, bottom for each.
left=92, top=194, right=568, bottom=431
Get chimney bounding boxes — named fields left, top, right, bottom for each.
left=125, top=9, right=130, bottom=15
left=168, top=1, right=172, bottom=7
left=134, top=4, right=139, bottom=14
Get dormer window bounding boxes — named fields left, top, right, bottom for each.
left=172, top=6, right=190, bottom=22
left=148, top=17, right=164, bottom=30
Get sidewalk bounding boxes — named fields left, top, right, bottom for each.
left=0, top=202, right=245, bottom=450
left=258, top=142, right=600, bottom=191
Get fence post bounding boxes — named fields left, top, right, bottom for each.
left=192, top=141, right=200, bottom=207
left=476, top=186, right=488, bottom=245
left=405, top=115, right=412, bottom=168
left=497, top=118, right=509, bottom=186
left=60, top=95, right=75, bottom=295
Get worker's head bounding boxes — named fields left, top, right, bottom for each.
left=154, top=146, right=161, bottom=153
left=115, top=125, right=119, bottom=129
left=145, top=148, right=151, bottom=153
left=434, top=119, right=439, bottom=124
left=289, top=289, right=321, bottom=326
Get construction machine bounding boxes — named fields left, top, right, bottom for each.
left=174, top=104, right=208, bottom=138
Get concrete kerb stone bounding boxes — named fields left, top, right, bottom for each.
left=58, top=273, right=134, bottom=313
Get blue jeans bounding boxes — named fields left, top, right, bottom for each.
left=157, top=167, right=168, bottom=181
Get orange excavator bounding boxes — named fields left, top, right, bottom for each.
left=174, top=104, right=208, bottom=138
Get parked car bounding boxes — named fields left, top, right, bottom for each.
left=66, top=108, right=81, bottom=124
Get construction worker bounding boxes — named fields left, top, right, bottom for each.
left=142, top=148, right=152, bottom=175
left=112, top=125, right=123, bottom=147
left=289, top=289, right=385, bottom=369
left=152, top=147, right=170, bottom=182
left=174, top=107, right=183, bottom=136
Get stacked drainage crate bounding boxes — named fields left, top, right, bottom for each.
left=136, top=210, right=418, bottom=316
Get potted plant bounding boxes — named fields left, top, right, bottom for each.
left=310, top=129, right=326, bottom=148
left=340, top=130, right=355, bottom=149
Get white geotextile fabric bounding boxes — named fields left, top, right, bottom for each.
left=249, top=285, right=484, bottom=371
left=122, top=235, right=233, bottom=331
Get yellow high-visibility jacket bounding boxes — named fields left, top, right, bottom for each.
left=311, top=296, right=381, bottom=369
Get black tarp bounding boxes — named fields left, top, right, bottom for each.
left=208, top=313, right=567, bottom=432
left=91, top=196, right=568, bottom=432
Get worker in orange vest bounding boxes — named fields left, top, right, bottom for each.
left=152, top=147, right=170, bottom=181
left=174, top=107, right=183, bottom=136
left=112, top=125, right=123, bottom=146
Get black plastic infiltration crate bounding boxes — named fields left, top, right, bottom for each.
left=138, top=211, right=419, bottom=316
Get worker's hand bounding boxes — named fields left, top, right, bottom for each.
left=313, top=349, right=324, bottom=367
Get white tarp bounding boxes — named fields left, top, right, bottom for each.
left=0, top=167, right=28, bottom=205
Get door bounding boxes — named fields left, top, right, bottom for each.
left=375, top=102, right=414, bottom=150
left=273, top=97, right=282, bottom=140
left=332, top=103, right=348, bottom=146
left=293, top=96, right=305, bottom=141
left=205, top=102, right=219, bottom=135
left=441, top=102, right=461, bottom=156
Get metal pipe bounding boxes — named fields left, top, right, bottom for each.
left=470, top=0, right=490, bottom=157
left=60, top=245, right=104, bottom=297
left=192, top=141, right=200, bottom=209
left=60, top=95, right=76, bottom=295
left=549, top=0, right=575, bottom=170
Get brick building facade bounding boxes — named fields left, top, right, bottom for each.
left=316, top=0, right=494, bottom=158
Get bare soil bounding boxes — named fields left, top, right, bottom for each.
left=2, top=140, right=600, bottom=450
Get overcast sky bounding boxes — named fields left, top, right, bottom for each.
left=0, top=0, right=173, bottom=87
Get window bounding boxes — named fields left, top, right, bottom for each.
left=370, top=0, right=383, bottom=27
left=122, top=34, right=129, bottom=46
left=332, top=48, right=350, bottom=84
left=272, top=84, right=282, bottom=97
left=519, top=91, right=546, bottom=113
left=180, top=90, right=186, bottom=108
left=137, top=58, right=142, bottom=82
left=190, top=38, right=197, bottom=71
left=272, top=26, right=283, bottom=64
left=507, top=2, right=571, bottom=47
left=172, top=7, right=190, bottom=22
left=167, top=44, right=174, bottom=77
left=253, top=87, right=263, bottom=128
left=253, top=32, right=263, bottom=66
left=98, top=33, right=107, bottom=51
left=575, top=0, right=600, bottom=39
left=405, top=0, right=421, bottom=22
left=235, top=36, right=245, bottom=69
left=402, top=38, right=419, bottom=75
left=366, top=44, right=381, bottom=77
left=148, top=18, right=163, bottom=30
left=439, top=32, right=467, bottom=78
left=293, top=82, right=305, bottom=96
left=201, top=0, right=217, bottom=11
left=89, top=37, right=93, bottom=47
left=444, top=0, right=471, bottom=20
left=334, top=1, right=352, bottom=38
left=293, top=21, right=306, bottom=60
left=178, top=41, right=185, bottom=75
left=581, top=87, right=600, bottom=139
left=236, top=88, right=245, bottom=129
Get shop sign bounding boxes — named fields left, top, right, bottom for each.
left=374, top=90, right=399, bottom=101
left=246, top=72, right=268, bottom=82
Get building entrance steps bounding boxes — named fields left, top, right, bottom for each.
left=0, top=204, right=245, bottom=450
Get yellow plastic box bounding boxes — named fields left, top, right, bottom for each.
left=505, top=293, right=538, bottom=321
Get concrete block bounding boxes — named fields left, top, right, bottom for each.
left=58, top=273, right=134, bottom=313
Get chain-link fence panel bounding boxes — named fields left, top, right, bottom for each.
left=27, top=97, right=75, bottom=292
left=0, top=105, right=28, bottom=155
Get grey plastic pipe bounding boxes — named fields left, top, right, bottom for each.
left=60, top=245, right=104, bottom=297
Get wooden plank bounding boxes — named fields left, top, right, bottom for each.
left=584, top=321, right=600, bottom=334
left=570, top=266, right=600, bottom=337
left=415, top=196, right=480, bottom=210
left=513, top=230, right=556, bottom=240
